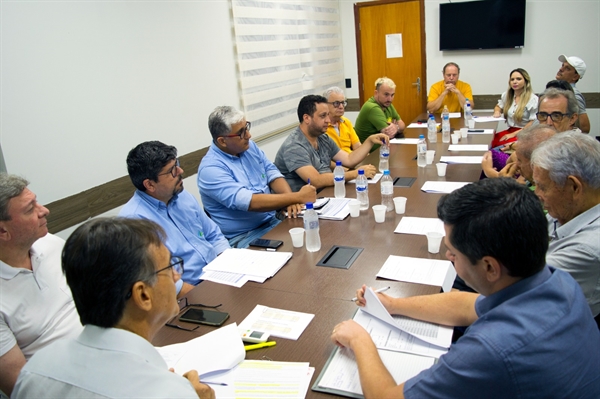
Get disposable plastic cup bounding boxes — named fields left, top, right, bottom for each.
left=451, top=134, right=460, bottom=144
left=426, top=232, right=443, bottom=254
left=372, top=205, right=386, bottom=223
left=426, top=150, right=435, bottom=164
left=468, top=119, right=475, bottom=129
left=289, top=228, right=305, bottom=248
left=460, top=128, right=469, bottom=138
left=436, top=162, right=447, bottom=177
left=393, top=197, right=407, bottom=214
left=348, top=200, right=361, bottom=217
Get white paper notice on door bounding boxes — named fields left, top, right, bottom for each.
left=386, top=33, right=403, bottom=58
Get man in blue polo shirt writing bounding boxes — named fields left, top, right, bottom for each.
left=120, top=141, right=230, bottom=297
left=198, top=106, right=316, bottom=248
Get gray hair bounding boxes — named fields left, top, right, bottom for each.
left=323, top=86, right=344, bottom=100
left=516, top=125, right=557, bottom=160
left=539, top=87, right=579, bottom=116
left=208, top=106, right=245, bottom=140
left=531, top=131, right=600, bottom=189
left=375, top=77, right=396, bottom=90
left=0, top=173, right=29, bottom=221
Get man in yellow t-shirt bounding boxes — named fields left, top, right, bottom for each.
left=324, top=87, right=361, bottom=153
left=427, top=62, right=474, bottom=113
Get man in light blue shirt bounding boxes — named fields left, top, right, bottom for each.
left=198, top=106, right=316, bottom=248
left=120, top=141, right=229, bottom=297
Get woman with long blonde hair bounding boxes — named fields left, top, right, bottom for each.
left=491, top=68, right=538, bottom=148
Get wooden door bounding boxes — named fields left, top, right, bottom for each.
left=355, top=0, right=426, bottom=123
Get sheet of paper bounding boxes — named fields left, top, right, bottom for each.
left=473, top=116, right=505, bottom=122
left=385, top=33, right=403, bottom=58
left=156, top=323, right=245, bottom=376
left=440, top=155, right=483, bottom=164
left=362, top=288, right=452, bottom=348
left=376, top=255, right=457, bottom=293
left=317, top=346, right=435, bottom=395
left=211, top=360, right=313, bottom=399
left=421, top=181, right=471, bottom=194
left=406, top=123, right=439, bottom=129
left=313, top=197, right=351, bottom=220
left=449, top=112, right=461, bottom=118
left=238, top=305, right=314, bottom=340
left=200, top=270, right=249, bottom=288
left=354, top=310, right=448, bottom=358
left=394, top=217, right=445, bottom=236
left=348, top=173, right=383, bottom=184
left=202, top=248, right=292, bottom=278
left=448, top=144, right=489, bottom=152
left=467, top=128, right=495, bottom=134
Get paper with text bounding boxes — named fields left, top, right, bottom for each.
left=238, top=305, right=314, bottom=340
left=202, top=248, right=292, bottom=278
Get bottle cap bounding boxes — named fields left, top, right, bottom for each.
left=419, top=134, right=425, bottom=139
left=383, top=170, right=390, bottom=175
left=306, top=202, right=314, bottom=209
left=336, top=161, right=342, bottom=166
left=358, top=169, right=365, bottom=175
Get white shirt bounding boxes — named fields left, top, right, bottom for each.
left=498, top=92, right=539, bottom=128
left=0, top=234, right=82, bottom=359
left=12, top=325, right=199, bottom=399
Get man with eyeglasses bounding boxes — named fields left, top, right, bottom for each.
left=355, top=77, right=406, bottom=150
left=12, top=218, right=214, bottom=399
left=0, top=173, right=83, bottom=397
left=555, top=55, right=590, bottom=133
left=120, top=141, right=230, bottom=297
left=198, top=106, right=316, bottom=248
left=324, top=87, right=361, bottom=154
left=536, top=87, right=579, bottom=133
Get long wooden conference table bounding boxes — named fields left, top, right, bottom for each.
left=152, top=114, right=497, bottom=398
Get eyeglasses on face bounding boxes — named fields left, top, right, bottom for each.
left=158, top=158, right=180, bottom=178
left=222, top=121, right=251, bottom=139
left=328, top=100, right=348, bottom=108
left=536, top=111, right=572, bottom=123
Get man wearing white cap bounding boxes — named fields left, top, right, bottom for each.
left=556, top=55, right=589, bottom=133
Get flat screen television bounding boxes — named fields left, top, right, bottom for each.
left=439, top=0, right=526, bottom=51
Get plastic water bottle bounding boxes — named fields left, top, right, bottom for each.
left=304, top=202, right=321, bottom=252
left=442, top=106, right=450, bottom=143
left=464, top=99, right=473, bottom=127
left=355, top=169, right=369, bottom=210
left=380, top=170, right=394, bottom=212
left=333, top=161, right=345, bottom=199
left=417, top=134, right=427, bottom=167
left=379, top=142, right=390, bottom=172
left=427, top=113, right=437, bottom=144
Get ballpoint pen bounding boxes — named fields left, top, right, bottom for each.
left=351, top=286, right=390, bottom=302
left=244, top=341, right=276, bottom=351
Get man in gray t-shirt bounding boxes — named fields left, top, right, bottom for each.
left=555, top=54, right=589, bottom=133
left=274, top=95, right=388, bottom=192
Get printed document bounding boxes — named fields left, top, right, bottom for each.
left=394, top=217, right=445, bottom=236
left=201, top=248, right=291, bottom=278
left=238, top=305, right=314, bottom=340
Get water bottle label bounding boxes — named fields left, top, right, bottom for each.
left=381, top=153, right=389, bottom=158
left=356, top=186, right=367, bottom=192
left=334, top=176, right=344, bottom=182
left=308, top=220, right=319, bottom=229
left=418, top=144, right=427, bottom=153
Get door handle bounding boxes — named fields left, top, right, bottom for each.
left=411, top=77, right=421, bottom=95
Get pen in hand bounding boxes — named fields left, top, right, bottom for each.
left=351, top=286, right=390, bottom=302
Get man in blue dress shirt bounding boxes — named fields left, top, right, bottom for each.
left=198, top=106, right=316, bottom=248
left=120, top=141, right=230, bottom=297
left=331, top=178, right=600, bottom=398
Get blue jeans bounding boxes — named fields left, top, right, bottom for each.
left=228, top=217, right=281, bottom=248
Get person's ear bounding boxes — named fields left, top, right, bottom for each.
left=143, top=178, right=156, bottom=193
left=0, top=223, right=10, bottom=241
left=482, top=256, right=503, bottom=284
left=566, top=175, right=584, bottom=199
left=130, top=281, right=153, bottom=312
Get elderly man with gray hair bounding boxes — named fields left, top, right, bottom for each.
left=324, top=86, right=361, bottom=153
left=531, top=132, right=600, bottom=320
left=0, top=174, right=82, bottom=397
left=198, top=106, right=316, bottom=249
left=535, top=87, right=580, bottom=133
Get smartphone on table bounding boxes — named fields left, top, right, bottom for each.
left=249, top=238, right=283, bottom=250
left=179, top=308, right=230, bottom=326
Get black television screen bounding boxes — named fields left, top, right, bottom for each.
left=439, top=0, right=526, bottom=51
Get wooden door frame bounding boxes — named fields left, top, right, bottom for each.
left=354, top=0, right=427, bottom=110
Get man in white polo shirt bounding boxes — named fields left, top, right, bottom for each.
left=0, top=173, right=82, bottom=397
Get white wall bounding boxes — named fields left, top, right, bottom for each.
left=339, top=0, right=599, bottom=125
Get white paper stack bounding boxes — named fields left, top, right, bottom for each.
left=200, top=248, right=292, bottom=288
left=394, top=217, right=445, bottom=236
left=238, top=305, right=314, bottom=340
left=376, top=255, right=457, bottom=293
